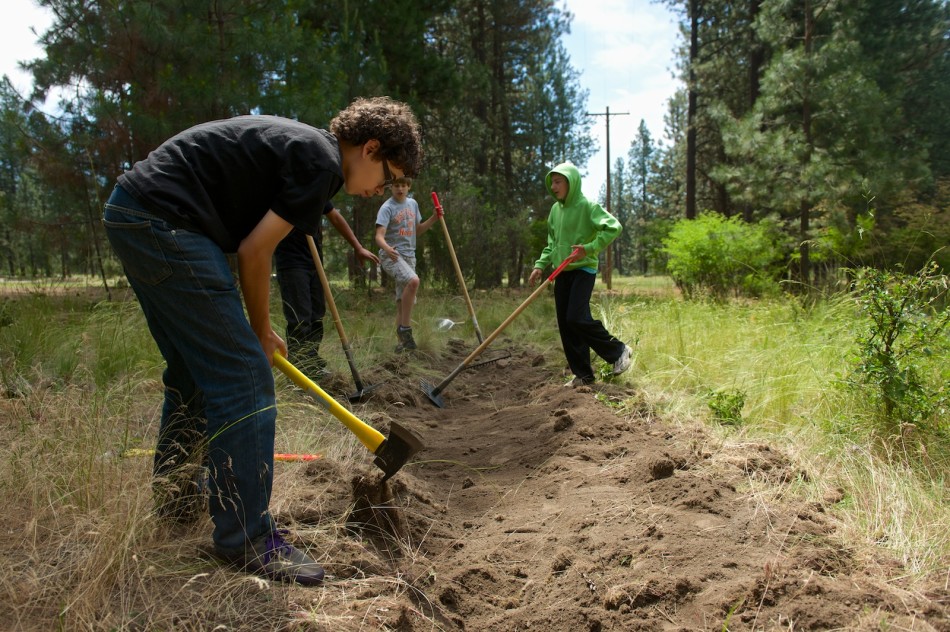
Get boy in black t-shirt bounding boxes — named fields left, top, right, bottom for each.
left=103, top=97, right=421, bottom=585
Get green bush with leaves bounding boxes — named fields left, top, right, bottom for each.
left=662, top=212, right=781, bottom=299
left=707, top=388, right=746, bottom=426
left=849, top=261, right=950, bottom=442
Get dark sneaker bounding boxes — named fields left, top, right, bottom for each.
left=612, top=345, right=633, bottom=375
left=564, top=375, right=595, bottom=388
left=396, top=326, right=417, bottom=351
left=311, top=354, right=329, bottom=375
left=292, top=352, right=328, bottom=376
left=220, top=529, right=325, bottom=585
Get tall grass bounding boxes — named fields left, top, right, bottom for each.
left=612, top=291, right=852, bottom=427
left=1, top=272, right=946, bottom=629
left=601, top=276, right=949, bottom=576
left=0, top=289, right=355, bottom=629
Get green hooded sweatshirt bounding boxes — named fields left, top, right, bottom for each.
left=534, top=161, right=622, bottom=272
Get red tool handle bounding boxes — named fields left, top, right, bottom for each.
left=548, top=247, right=583, bottom=282
left=431, top=191, right=444, bottom=218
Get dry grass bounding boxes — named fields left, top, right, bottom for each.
left=1, top=274, right=947, bottom=628
left=0, top=368, right=429, bottom=630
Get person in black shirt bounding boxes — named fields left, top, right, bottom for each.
left=102, top=97, right=421, bottom=585
left=274, top=202, right=378, bottom=374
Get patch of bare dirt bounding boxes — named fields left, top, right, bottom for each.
left=273, top=339, right=949, bottom=631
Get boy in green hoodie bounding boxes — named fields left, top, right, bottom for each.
left=528, top=161, right=632, bottom=386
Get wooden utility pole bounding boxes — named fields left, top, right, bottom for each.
left=588, top=106, right=629, bottom=289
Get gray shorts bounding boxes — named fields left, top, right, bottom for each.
left=380, top=252, right=417, bottom=302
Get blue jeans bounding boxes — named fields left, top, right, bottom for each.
left=103, top=185, right=276, bottom=553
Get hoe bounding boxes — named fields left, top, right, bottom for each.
left=306, top=235, right=383, bottom=402
left=421, top=247, right=581, bottom=408
left=274, top=352, right=422, bottom=480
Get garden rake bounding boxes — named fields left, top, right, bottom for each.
left=430, top=191, right=510, bottom=370
left=421, top=247, right=582, bottom=407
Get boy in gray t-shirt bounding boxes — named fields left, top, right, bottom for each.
left=374, top=176, right=438, bottom=351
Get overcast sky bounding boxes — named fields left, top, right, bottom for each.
left=1, top=0, right=682, bottom=203
left=2, top=1, right=49, bottom=96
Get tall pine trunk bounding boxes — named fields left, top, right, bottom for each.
left=799, top=0, right=813, bottom=287
left=686, top=0, right=700, bottom=220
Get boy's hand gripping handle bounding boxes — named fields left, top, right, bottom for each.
left=272, top=352, right=385, bottom=453
left=548, top=246, right=583, bottom=282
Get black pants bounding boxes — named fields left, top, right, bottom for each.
left=554, top=269, right=625, bottom=381
left=276, top=266, right=326, bottom=367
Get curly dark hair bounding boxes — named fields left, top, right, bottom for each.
left=330, top=96, right=423, bottom=178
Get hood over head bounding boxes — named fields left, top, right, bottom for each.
left=545, top=161, right=584, bottom=206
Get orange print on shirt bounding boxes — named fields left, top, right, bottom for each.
left=394, top=207, right=415, bottom=238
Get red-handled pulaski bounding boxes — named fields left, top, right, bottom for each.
left=431, top=191, right=484, bottom=343
left=421, top=247, right=583, bottom=408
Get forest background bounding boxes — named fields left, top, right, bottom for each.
left=0, top=4, right=948, bottom=627
left=1, top=0, right=947, bottom=293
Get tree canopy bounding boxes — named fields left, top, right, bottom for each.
left=2, top=0, right=592, bottom=287
left=609, top=0, right=949, bottom=284
left=3, top=0, right=947, bottom=289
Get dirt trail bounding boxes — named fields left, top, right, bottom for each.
left=281, top=339, right=947, bottom=631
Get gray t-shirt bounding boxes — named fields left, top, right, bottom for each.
left=375, top=196, right=422, bottom=257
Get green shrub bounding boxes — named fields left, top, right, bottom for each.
left=707, top=388, right=746, bottom=426
left=0, top=299, right=13, bottom=328
left=848, top=261, right=950, bottom=441
left=662, top=212, right=781, bottom=299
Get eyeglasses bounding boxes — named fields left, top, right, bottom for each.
left=381, top=158, right=393, bottom=188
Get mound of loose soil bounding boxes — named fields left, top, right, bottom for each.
left=276, top=339, right=948, bottom=631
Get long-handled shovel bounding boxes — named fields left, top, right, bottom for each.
left=431, top=192, right=484, bottom=343
left=421, top=247, right=582, bottom=408
left=274, top=352, right=423, bottom=481
left=306, top=235, right=382, bottom=402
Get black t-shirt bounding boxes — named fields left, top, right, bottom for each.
left=274, top=201, right=335, bottom=271
left=118, top=115, right=343, bottom=252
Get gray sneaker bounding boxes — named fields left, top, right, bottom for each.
left=564, top=375, right=595, bottom=388
left=219, top=529, right=325, bottom=585
left=612, top=345, right=633, bottom=375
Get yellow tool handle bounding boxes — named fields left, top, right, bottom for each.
left=272, top=352, right=385, bottom=452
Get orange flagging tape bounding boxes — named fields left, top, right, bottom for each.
left=274, top=453, right=322, bottom=462
left=121, top=448, right=321, bottom=462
